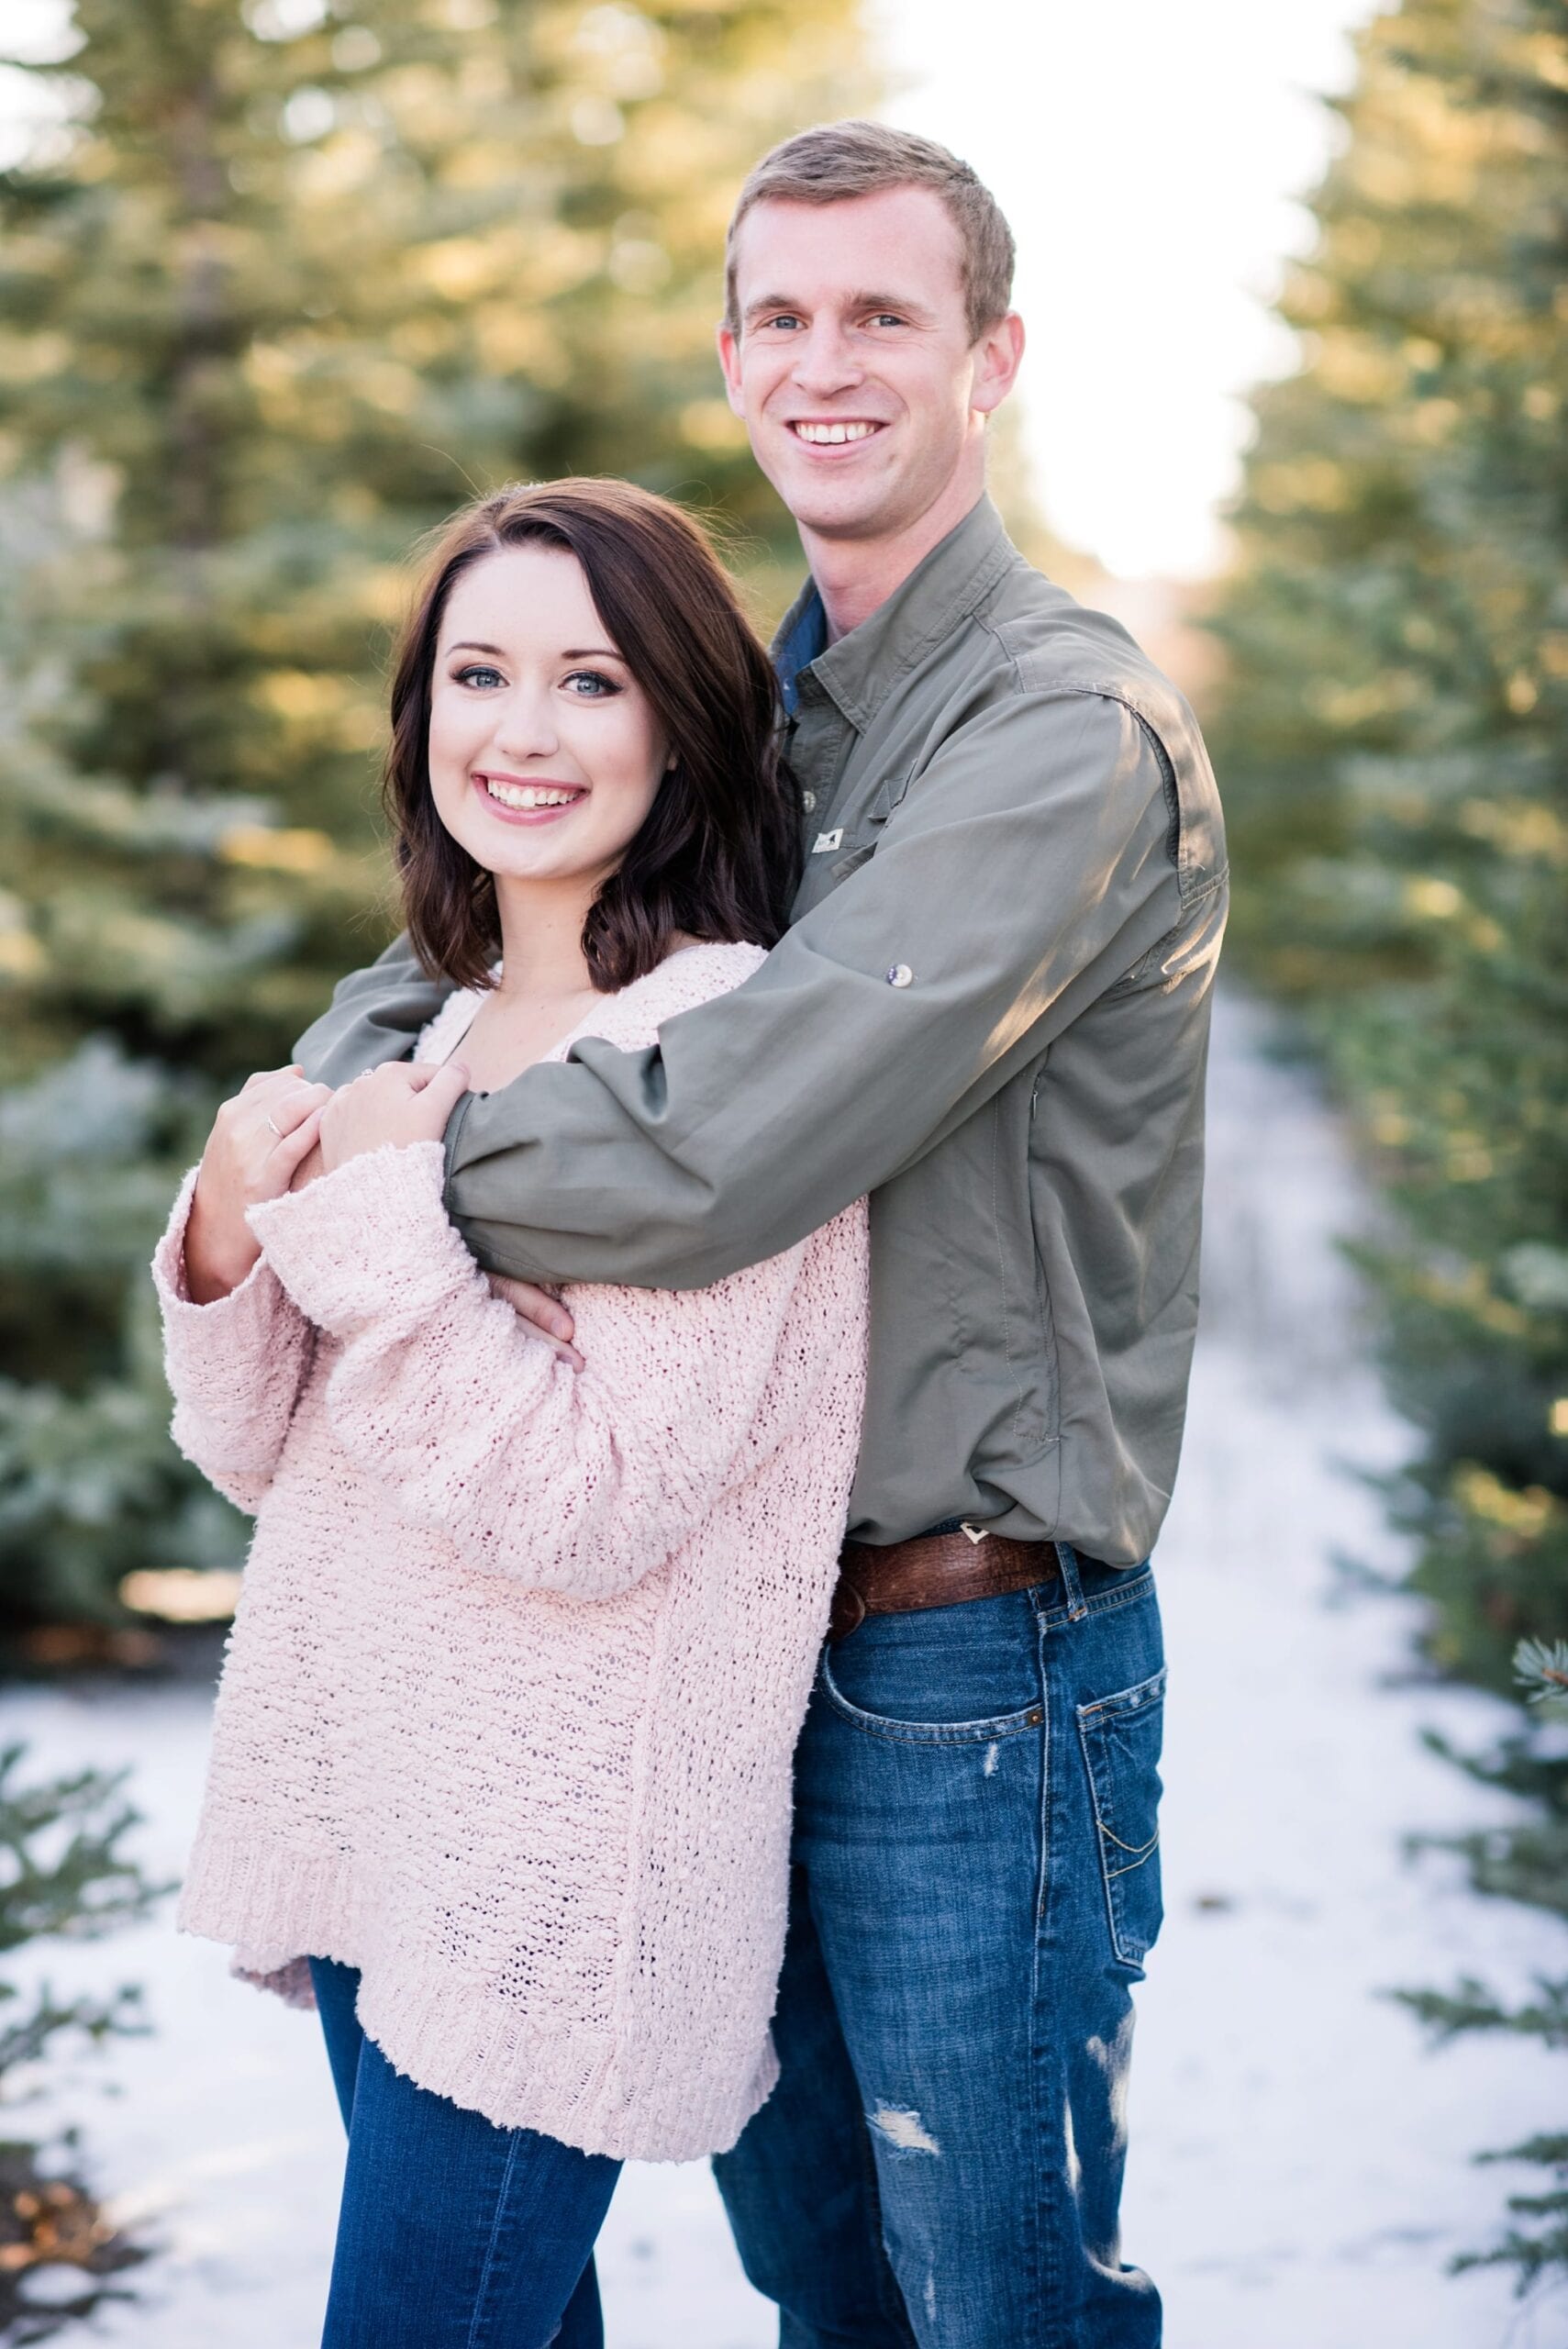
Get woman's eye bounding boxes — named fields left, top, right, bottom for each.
left=454, top=663, right=504, bottom=689
left=563, top=670, right=619, bottom=697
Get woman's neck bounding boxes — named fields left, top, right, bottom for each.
left=444, top=876, right=605, bottom=1095
left=491, top=876, right=598, bottom=1005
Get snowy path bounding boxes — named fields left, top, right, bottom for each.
left=5, top=990, right=1567, bottom=2348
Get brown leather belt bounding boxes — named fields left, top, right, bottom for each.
left=828, top=1530, right=1064, bottom=1643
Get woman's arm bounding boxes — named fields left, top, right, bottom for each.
left=150, top=1168, right=317, bottom=1515
left=247, top=1140, right=865, bottom=1598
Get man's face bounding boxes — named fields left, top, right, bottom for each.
left=719, top=186, right=1011, bottom=545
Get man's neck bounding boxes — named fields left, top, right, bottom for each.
left=801, top=471, right=986, bottom=646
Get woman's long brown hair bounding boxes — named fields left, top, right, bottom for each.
left=382, top=479, right=801, bottom=994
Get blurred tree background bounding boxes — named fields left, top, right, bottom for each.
left=0, top=0, right=872, bottom=1640
left=1212, top=0, right=1568, bottom=2288
left=1, top=0, right=1563, bottom=2304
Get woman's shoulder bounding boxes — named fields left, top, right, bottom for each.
left=563, top=941, right=767, bottom=1057
left=641, top=939, right=768, bottom=1010
left=412, top=981, right=487, bottom=1065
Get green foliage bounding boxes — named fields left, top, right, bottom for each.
left=1211, top=0, right=1568, bottom=1696
left=0, top=1742, right=166, bottom=1961
left=1517, top=1635, right=1568, bottom=1715
left=1395, top=1971, right=1568, bottom=2284
left=0, top=1744, right=162, bottom=2329
left=1461, top=2135, right=1568, bottom=2287
left=0, top=0, right=872, bottom=1629
left=1212, top=0, right=1568, bottom=2294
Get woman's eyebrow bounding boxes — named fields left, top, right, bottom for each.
left=446, top=639, right=626, bottom=660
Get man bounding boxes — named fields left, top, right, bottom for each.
left=297, top=121, right=1225, bottom=2346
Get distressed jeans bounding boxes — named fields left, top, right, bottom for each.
left=713, top=1546, right=1166, bottom=2347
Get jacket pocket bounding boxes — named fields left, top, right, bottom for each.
left=1076, top=1664, right=1166, bottom=1970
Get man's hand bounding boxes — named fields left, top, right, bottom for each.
left=487, top=1275, right=584, bottom=1373
left=186, top=1065, right=332, bottom=1303
left=317, top=1058, right=471, bottom=1172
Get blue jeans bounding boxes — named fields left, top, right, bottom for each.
left=713, top=1547, right=1165, bottom=2346
left=308, top=1957, right=621, bottom=2348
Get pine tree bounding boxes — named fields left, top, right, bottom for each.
left=0, top=0, right=872, bottom=1632
left=1212, top=0, right=1568, bottom=1698
left=1211, top=0, right=1568, bottom=2291
left=0, top=1743, right=162, bottom=2328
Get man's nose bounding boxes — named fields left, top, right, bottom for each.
left=789, top=318, right=863, bottom=399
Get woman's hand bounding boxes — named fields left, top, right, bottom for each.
left=486, top=1275, right=584, bottom=1372
left=317, top=1058, right=471, bottom=1174
left=185, top=1066, right=333, bottom=1303
left=309, top=1061, right=584, bottom=1365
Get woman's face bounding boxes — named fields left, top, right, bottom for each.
left=428, top=544, right=669, bottom=893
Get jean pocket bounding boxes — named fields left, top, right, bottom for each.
left=1076, top=1664, right=1166, bottom=1970
left=817, top=1653, right=1044, bottom=1746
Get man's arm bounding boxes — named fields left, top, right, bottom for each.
left=295, top=931, right=453, bottom=1086
left=353, top=689, right=1196, bottom=1290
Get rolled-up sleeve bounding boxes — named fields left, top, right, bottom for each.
left=430, top=690, right=1184, bottom=1287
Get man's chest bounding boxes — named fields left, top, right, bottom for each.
left=786, top=685, right=928, bottom=920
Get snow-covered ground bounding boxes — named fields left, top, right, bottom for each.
left=5, top=989, right=1566, bottom=2348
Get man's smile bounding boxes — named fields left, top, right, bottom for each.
left=786, top=419, right=888, bottom=447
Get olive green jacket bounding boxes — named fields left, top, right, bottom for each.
left=295, top=496, right=1228, bottom=1562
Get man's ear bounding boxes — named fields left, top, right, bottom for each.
left=972, top=311, right=1026, bottom=419
left=717, top=319, right=747, bottom=418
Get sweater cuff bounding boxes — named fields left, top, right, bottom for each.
left=152, top=1165, right=295, bottom=1354
left=247, top=1141, right=472, bottom=1333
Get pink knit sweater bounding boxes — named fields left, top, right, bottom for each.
left=154, top=942, right=868, bottom=2161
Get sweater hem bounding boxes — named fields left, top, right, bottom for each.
left=178, top=1842, right=777, bottom=2163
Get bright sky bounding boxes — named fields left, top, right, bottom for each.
left=875, top=0, right=1379, bottom=577
left=1, top=0, right=1379, bottom=580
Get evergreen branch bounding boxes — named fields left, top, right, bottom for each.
left=1475, top=2134, right=1568, bottom=2170
left=1516, top=1637, right=1568, bottom=1718
left=0, top=1981, right=146, bottom=2083
left=1389, top=1974, right=1568, bottom=2051
left=0, top=1745, right=171, bottom=1957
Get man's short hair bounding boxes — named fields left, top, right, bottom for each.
left=725, top=119, right=1016, bottom=344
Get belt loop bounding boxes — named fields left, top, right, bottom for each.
left=1055, top=1540, right=1089, bottom=1623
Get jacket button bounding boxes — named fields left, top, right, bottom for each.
left=886, top=963, right=913, bottom=988
left=802, top=791, right=817, bottom=812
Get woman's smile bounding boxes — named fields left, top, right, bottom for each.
left=471, top=770, right=589, bottom=825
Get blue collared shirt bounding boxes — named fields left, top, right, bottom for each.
left=774, top=584, right=828, bottom=715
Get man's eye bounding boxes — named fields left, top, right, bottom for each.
left=869, top=313, right=906, bottom=328
left=455, top=663, right=504, bottom=689
left=564, top=670, right=619, bottom=697
left=762, top=314, right=804, bottom=331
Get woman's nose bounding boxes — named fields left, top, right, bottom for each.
left=491, top=687, right=560, bottom=761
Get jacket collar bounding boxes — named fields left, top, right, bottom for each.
left=771, top=495, right=1018, bottom=733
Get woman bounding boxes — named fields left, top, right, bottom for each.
left=151, top=480, right=868, bottom=2348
